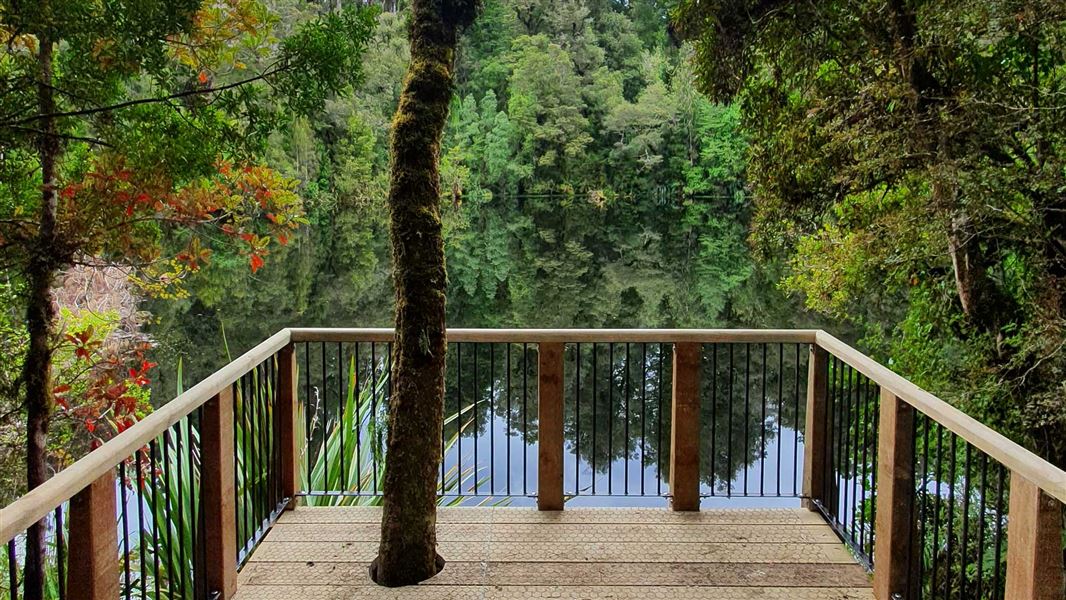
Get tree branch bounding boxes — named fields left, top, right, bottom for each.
left=0, top=64, right=285, bottom=128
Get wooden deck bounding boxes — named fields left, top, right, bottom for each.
left=234, top=507, right=873, bottom=599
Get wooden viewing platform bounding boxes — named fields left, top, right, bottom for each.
left=2, top=328, right=1063, bottom=600
left=235, top=507, right=872, bottom=599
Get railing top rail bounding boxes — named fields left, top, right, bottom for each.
left=816, top=330, right=1066, bottom=504
left=0, top=329, right=291, bottom=544
left=289, top=327, right=820, bottom=344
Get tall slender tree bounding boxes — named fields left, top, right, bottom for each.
left=373, top=0, right=481, bottom=587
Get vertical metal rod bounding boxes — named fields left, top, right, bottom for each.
left=150, top=439, right=162, bottom=596
left=473, top=343, right=479, bottom=495
left=355, top=342, right=362, bottom=494
left=727, top=343, right=734, bottom=498
left=507, top=343, right=513, bottom=496
left=991, top=464, right=1006, bottom=599
left=850, top=368, right=860, bottom=542
left=456, top=343, right=462, bottom=494
left=161, top=430, right=176, bottom=598
left=371, top=342, right=378, bottom=492
left=7, top=539, right=16, bottom=600
left=338, top=342, right=345, bottom=492
left=945, top=433, right=958, bottom=599
left=975, top=451, right=988, bottom=599
left=860, top=376, right=871, bottom=553
left=959, top=442, right=972, bottom=600
left=575, top=343, right=581, bottom=495
left=523, top=343, right=528, bottom=495
left=490, top=343, right=496, bottom=494
left=794, top=343, right=800, bottom=497
left=119, top=461, right=130, bottom=600
left=592, top=343, right=598, bottom=494
left=640, top=343, right=647, bottom=496
left=624, top=342, right=631, bottom=495
left=918, top=414, right=930, bottom=599
left=608, top=342, right=614, bottom=495
left=303, top=343, right=311, bottom=491
left=743, top=343, right=750, bottom=495
left=931, top=423, right=944, bottom=597
left=776, top=343, right=783, bottom=496
left=709, top=344, right=717, bottom=496
left=657, top=343, right=664, bottom=496
left=760, top=343, right=767, bottom=496
left=135, top=451, right=146, bottom=600
left=176, top=421, right=188, bottom=599
left=870, top=383, right=880, bottom=560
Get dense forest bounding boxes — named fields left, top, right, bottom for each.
left=145, top=0, right=811, bottom=394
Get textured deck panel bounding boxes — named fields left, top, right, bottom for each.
left=234, top=506, right=872, bottom=600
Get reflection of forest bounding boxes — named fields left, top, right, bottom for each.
left=291, top=339, right=818, bottom=499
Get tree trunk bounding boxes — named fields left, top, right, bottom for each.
left=372, top=0, right=479, bottom=588
left=22, top=33, right=60, bottom=600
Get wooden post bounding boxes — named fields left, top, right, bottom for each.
left=1005, top=474, right=1065, bottom=600
left=802, top=344, right=829, bottom=510
left=68, top=471, right=118, bottom=600
left=537, top=342, right=565, bottom=510
left=202, top=386, right=238, bottom=600
left=669, top=342, right=700, bottom=511
left=277, top=343, right=300, bottom=508
left=872, top=389, right=917, bottom=600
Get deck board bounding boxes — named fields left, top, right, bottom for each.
left=235, top=506, right=873, bottom=599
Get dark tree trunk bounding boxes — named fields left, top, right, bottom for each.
left=372, top=0, right=479, bottom=588
left=22, top=34, right=60, bottom=600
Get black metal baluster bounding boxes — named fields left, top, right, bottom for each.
left=150, top=439, right=162, bottom=597
left=850, top=369, right=861, bottom=543
left=522, top=343, right=528, bottom=495
left=960, top=442, right=972, bottom=600
left=776, top=343, right=783, bottom=496
left=161, top=430, right=177, bottom=599
left=794, top=343, right=801, bottom=496
left=456, top=343, right=462, bottom=494
left=608, top=342, right=614, bottom=495
left=991, top=465, right=1006, bottom=599
left=120, top=461, right=131, bottom=600
left=640, top=343, right=647, bottom=495
left=727, top=344, right=734, bottom=498
left=709, top=344, right=717, bottom=496
left=338, top=342, right=345, bottom=493
left=945, top=434, right=958, bottom=599
left=870, top=383, right=880, bottom=561
left=56, top=505, right=65, bottom=600
left=508, top=343, right=513, bottom=496
left=136, top=450, right=147, bottom=600
left=761, top=343, right=767, bottom=496
left=859, top=377, right=871, bottom=554
left=355, top=342, right=362, bottom=494
left=975, top=452, right=988, bottom=599
left=176, top=422, right=189, bottom=599
left=744, top=343, right=750, bottom=495
left=657, top=343, right=664, bottom=496
left=303, top=343, right=311, bottom=492
left=6, top=538, right=16, bottom=600
left=575, top=343, right=581, bottom=495
left=473, top=343, right=480, bottom=495
left=490, top=343, right=496, bottom=495
left=371, top=342, right=378, bottom=493
left=919, top=414, right=930, bottom=600
left=592, top=343, right=598, bottom=495
left=624, top=342, right=631, bottom=495
left=931, top=423, right=944, bottom=598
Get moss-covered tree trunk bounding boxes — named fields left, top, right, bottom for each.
left=373, top=0, right=479, bottom=588
left=22, top=33, right=61, bottom=600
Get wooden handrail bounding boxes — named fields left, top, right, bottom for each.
left=815, top=330, right=1066, bottom=504
left=289, top=327, right=820, bottom=343
left=0, top=329, right=291, bottom=543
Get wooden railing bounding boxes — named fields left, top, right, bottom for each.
left=1, top=328, right=1063, bottom=600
